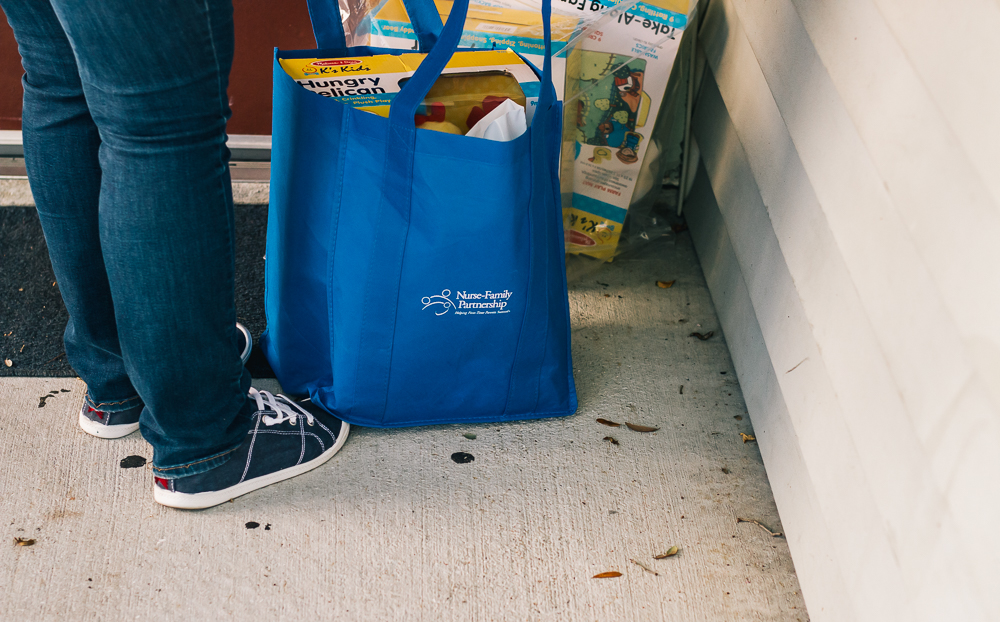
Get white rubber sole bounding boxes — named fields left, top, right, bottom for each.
left=78, top=412, right=140, bottom=439
left=153, top=421, right=350, bottom=510
left=236, top=322, right=252, bottom=365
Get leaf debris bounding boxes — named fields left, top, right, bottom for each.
left=653, top=546, right=679, bottom=559
left=4, top=359, right=11, bottom=367
left=462, top=433, right=477, bottom=440
left=592, top=571, right=622, bottom=579
left=689, top=331, right=714, bottom=341
left=596, top=418, right=620, bottom=427
left=737, top=517, right=782, bottom=537
left=625, top=423, right=659, bottom=433
left=740, top=433, right=756, bottom=443
left=655, top=280, right=675, bottom=289
left=14, top=537, right=35, bottom=546
left=786, top=357, right=808, bottom=374
left=602, top=436, right=619, bottom=445
left=679, top=385, right=683, bottom=394
left=631, top=559, right=658, bottom=575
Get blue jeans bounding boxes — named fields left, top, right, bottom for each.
left=1, top=0, right=256, bottom=477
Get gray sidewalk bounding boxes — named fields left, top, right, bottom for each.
left=0, top=232, right=806, bottom=621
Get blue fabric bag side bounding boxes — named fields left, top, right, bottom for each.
left=263, top=0, right=576, bottom=427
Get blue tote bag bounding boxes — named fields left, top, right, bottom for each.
left=262, top=0, right=577, bottom=427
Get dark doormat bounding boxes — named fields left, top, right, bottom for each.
left=1, top=205, right=275, bottom=379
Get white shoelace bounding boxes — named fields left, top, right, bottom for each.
left=249, top=388, right=315, bottom=427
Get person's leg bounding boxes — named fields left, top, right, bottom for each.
left=4, top=0, right=350, bottom=508
left=27, top=0, right=254, bottom=475
left=1, top=1, right=143, bottom=423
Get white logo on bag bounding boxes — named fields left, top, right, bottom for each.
left=421, top=290, right=456, bottom=316
left=421, top=289, right=514, bottom=316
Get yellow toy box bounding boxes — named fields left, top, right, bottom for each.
left=560, top=0, right=688, bottom=260
left=365, top=0, right=580, bottom=98
left=279, top=49, right=541, bottom=131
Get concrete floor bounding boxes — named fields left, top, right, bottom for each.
left=0, top=231, right=807, bottom=621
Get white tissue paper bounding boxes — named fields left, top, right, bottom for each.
left=465, top=99, right=527, bottom=142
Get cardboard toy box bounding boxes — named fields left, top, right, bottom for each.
left=279, top=49, right=541, bottom=128
left=360, top=0, right=689, bottom=260
left=561, top=0, right=689, bottom=260
left=366, top=0, right=581, bottom=98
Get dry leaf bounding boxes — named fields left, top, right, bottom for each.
left=653, top=546, right=679, bottom=559
left=689, top=331, right=714, bottom=341
left=734, top=415, right=743, bottom=421
left=603, top=436, right=619, bottom=445
left=592, top=571, right=622, bottom=579
left=14, top=537, right=35, bottom=547
left=737, top=517, right=782, bottom=537
left=631, top=559, right=658, bottom=575
left=625, top=422, right=659, bottom=433
left=603, top=293, right=611, bottom=297
left=655, top=280, right=675, bottom=289
left=596, top=418, right=621, bottom=427
left=740, top=433, right=756, bottom=443
left=4, top=359, right=11, bottom=368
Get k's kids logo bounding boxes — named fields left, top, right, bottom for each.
left=311, top=59, right=362, bottom=67
left=421, top=289, right=514, bottom=316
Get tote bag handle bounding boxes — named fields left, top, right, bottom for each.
left=352, top=0, right=558, bottom=419
left=388, top=0, right=556, bottom=129
left=306, top=0, right=444, bottom=51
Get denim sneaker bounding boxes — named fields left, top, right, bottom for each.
left=153, top=388, right=349, bottom=509
left=78, top=399, right=145, bottom=438
left=78, top=322, right=253, bottom=439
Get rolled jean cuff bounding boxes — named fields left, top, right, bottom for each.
left=152, top=442, right=242, bottom=479
left=85, top=393, right=143, bottom=413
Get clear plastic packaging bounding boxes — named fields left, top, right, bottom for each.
left=337, top=0, right=696, bottom=276
left=347, top=0, right=583, bottom=100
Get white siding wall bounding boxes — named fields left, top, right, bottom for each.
left=684, top=0, right=1000, bottom=619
